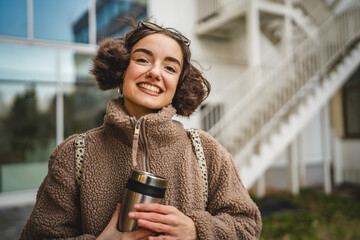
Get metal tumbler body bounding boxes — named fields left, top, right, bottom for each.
left=118, top=170, right=167, bottom=232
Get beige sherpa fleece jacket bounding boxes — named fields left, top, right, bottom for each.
left=20, top=98, right=262, bottom=240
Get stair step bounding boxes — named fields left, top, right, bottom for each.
left=239, top=42, right=360, bottom=188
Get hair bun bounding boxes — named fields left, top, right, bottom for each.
left=91, top=38, right=130, bottom=90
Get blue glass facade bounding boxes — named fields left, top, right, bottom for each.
left=0, top=0, right=27, bottom=37
left=0, top=0, right=147, bottom=192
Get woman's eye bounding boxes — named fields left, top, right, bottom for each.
left=165, top=66, right=176, bottom=73
left=136, top=58, right=148, bottom=63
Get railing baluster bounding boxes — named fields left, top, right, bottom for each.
left=198, top=1, right=360, bottom=166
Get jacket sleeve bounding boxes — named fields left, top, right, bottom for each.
left=186, top=130, right=262, bottom=240
left=20, top=135, right=97, bottom=240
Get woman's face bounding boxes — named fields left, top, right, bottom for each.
left=122, top=33, right=183, bottom=118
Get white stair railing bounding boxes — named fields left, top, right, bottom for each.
left=293, top=0, right=333, bottom=26
left=197, top=0, right=246, bottom=23
left=197, top=0, right=220, bottom=22
left=199, top=0, right=334, bottom=136
left=208, top=4, right=360, bottom=165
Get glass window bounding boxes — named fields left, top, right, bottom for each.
left=0, top=0, right=27, bottom=37
left=60, top=50, right=114, bottom=138
left=0, top=43, right=57, bottom=82
left=95, top=0, right=147, bottom=42
left=0, top=82, right=57, bottom=192
left=34, top=0, right=89, bottom=43
left=0, top=43, right=58, bottom=192
left=343, top=67, right=360, bottom=138
left=62, top=83, right=113, bottom=138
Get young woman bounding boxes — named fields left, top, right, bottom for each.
left=21, top=21, right=262, bottom=240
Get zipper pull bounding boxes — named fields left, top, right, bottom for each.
left=132, top=120, right=141, bottom=168
left=134, top=120, right=141, bottom=136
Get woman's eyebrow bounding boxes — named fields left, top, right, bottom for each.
left=165, top=56, right=182, bottom=68
left=133, top=48, right=152, bottom=56
left=132, top=48, right=182, bottom=68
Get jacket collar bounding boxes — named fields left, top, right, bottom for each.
left=104, top=98, right=183, bottom=145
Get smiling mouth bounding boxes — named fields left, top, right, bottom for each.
left=138, top=83, right=162, bottom=94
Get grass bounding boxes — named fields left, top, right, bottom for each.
left=254, top=185, right=360, bottom=240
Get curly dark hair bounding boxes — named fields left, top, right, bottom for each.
left=91, top=21, right=211, bottom=117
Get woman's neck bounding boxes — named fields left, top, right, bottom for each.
left=123, top=98, right=158, bottom=119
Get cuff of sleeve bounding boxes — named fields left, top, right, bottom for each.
left=186, top=210, right=215, bottom=240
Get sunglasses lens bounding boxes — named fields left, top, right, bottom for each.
left=141, top=21, right=162, bottom=31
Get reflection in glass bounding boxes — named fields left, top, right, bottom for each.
left=60, top=50, right=113, bottom=138
left=0, top=83, right=57, bottom=164
left=34, top=0, right=89, bottom=43
left=0, top=0, right=27, bottom=38
left=0, top=43, right=57, bottom=82
left=63, top=83, right=113, bottom=139
left=0, top=83, right=57, bottom=191
left=73, top=0, right=147, bottom=43
left=95, top=0, right=146, bottom=42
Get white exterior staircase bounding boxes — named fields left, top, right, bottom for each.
left=240, top=42, right=360, bottom=187
left=198, top=1, right=360, bottom=189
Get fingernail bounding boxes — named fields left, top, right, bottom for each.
left=138, top=219, right=144, bottom=226
left=134, top=204, right=140, bottom=209
left=128, top=212, right=135, bottom=218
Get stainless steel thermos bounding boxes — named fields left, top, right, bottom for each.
left=118, top=170, right=167, bottom=232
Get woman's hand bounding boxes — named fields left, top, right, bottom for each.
left=97, top=203, right=154, bottom=240
left=128, top=203, right=198, bottom=240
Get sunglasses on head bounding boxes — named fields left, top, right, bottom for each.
left=138, top=21, right=191, bottom=46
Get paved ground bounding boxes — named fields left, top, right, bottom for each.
left=0, top=204, right=34, bottom=240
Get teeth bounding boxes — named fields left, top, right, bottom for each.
left=139, top=83, right=160, bottom=93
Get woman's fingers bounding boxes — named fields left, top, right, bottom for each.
left=129, top=227, right=155, bottom=240
left=134, top=203, right=176, bottom=215
left=128, top=203, right=197, bottom=239
left=148, top=235, right=173, bottom=240
left=137, top=219, right=171, bottom=233
left=129, top=204, right=179, bottom=226
left=129, top=211, right=177, bottom=225
left=97, top=203, right=157, bottom=240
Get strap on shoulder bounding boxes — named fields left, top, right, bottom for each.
left=74, top=133, right=86, bottom=188
left=187, top=128, right=208, bottom=207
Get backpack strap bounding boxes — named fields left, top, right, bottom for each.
left=186, top=128, right=208, bottom=207
left=74, top=133, right=86, bottom=188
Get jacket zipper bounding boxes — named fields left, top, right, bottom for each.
left=134, top=120, right=148, bottom=172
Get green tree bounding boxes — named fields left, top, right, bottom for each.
left=0, top=87, right=55, bottom=164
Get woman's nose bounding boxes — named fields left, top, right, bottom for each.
left=146, top=67, right=162, bottom=81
